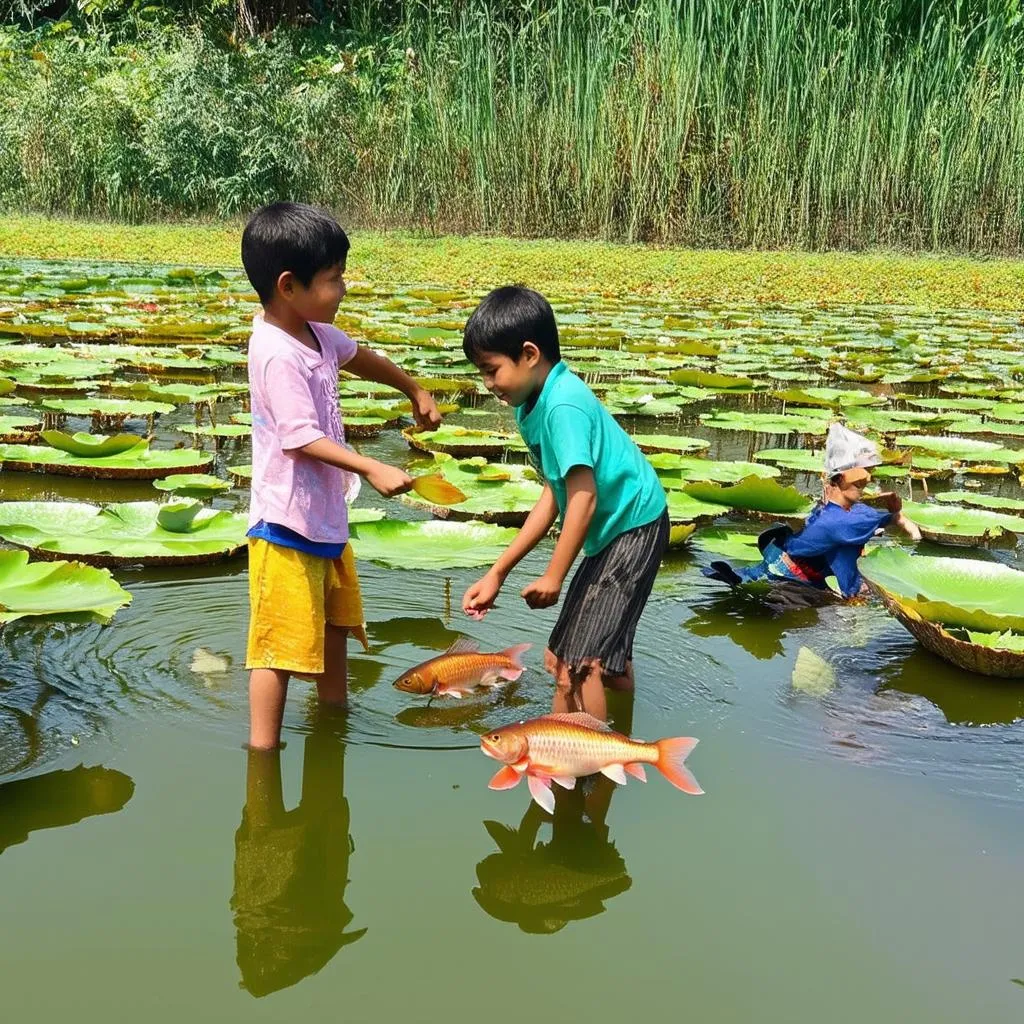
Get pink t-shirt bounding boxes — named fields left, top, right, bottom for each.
left=247, top=317, right=359, bottom=544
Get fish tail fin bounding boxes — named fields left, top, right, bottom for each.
left=502, top=642, right=532, bottom=668
left=498, top=642, right=532, bottom=680
left=654, top=737, right=703, bottom=795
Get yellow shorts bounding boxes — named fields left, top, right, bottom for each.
left=246, top=538, right=369, bottom=676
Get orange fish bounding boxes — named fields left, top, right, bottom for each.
left=480, top=711, right=702, bottom=812
left=394, top=639, right=531, bottom=698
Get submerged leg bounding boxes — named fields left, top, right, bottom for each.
left=317, top=625, right=349, bottom=706
left=248, top=668, right=290, bottom=750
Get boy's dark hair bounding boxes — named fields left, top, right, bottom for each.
left=463, top=285, right=560, bottom=364
left=241, top=202, right=350, bottom=304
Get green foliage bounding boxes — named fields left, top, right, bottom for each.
left=3, top=1, right=1024, bottom=248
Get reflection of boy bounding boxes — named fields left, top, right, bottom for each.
left=241, top=202, right=441, bottom=749
left=461, top=286, right=668, bottom=720
left=231, top=731, right=365, bottom=997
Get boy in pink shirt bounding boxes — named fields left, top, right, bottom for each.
left=241, top=203, right=441, bottom=749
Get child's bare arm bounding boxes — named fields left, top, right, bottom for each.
left=344, top=345, right=441, bottom=430
left=463, top=485, right=559, bottom=617
left=522, top=466, right=596, bottom=609
left=299, top=436, right=411, bottom=497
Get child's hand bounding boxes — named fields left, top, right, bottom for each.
left=410, top=388, right=442, bottom=432
left=365, top=460, right=413, bottom=497
left=463, top=571, right=502, bottom=619
left=521, top=573, right=562, bottom=609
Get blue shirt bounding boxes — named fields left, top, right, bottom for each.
left=784, top=501, right=891, bottom=597
left=515, top=361, right=666, bottom=556
left=247, top=520, right=345, bottom=559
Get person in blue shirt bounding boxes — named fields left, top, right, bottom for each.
left=705, top=424, right=921, bottom=599
left=461, top=286, right=668, bottom=721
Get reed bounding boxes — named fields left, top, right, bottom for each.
left=2, top=0, right=1024, bottom=251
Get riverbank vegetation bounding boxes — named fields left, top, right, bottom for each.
left=4, top=214, right=1024, bottom=309
left=3, top=2, right=1024, bottom=252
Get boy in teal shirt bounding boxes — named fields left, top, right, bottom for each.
left=462, top=286, right=668, bottom=720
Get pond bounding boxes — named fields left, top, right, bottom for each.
left=0, top=259, right=1022, bottom=1022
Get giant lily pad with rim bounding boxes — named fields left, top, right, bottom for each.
left=349, top=519, right=519, bottom=570
left=0, top=501, right=248, bottom=567
left=0, top=442, right=213, bottom=479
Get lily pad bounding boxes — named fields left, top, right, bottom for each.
left=404, top=425, right=526, bottom=458
left=701, top=411, right=829, bottom=436
left=666, top=491, right=729, bottom=523
left=40, top=397, right=175, bottom=418
left=895, top=435, right=1023, bottom=463
left=693, top=528, right=763, bottom=562
left=40, top=430, right=146, bottom=458
left=629, top=434, right=711, bottom=455
left=177, top=424, right=251, bottom=439
left=0, top=501, right=248, bottom=566
left=153, top=474, right=232, bottom=496
left=649, top=454, right=780, bottom=484
left=860, top=546, right=1024, bottom=633
left=670, top=369, right=755, bottom=390
left=901, top=501, right=1024, bottom=544
left=0, top=415, right=41, bottom=440
left=773, top=387, right=882, bottom=408
left=0, top=442, right=213, bottom=479
left=932, top=491, right=1024, bottom=512
left=0, top=549, right=132, bottom=625
left=349, top=519, right=518, bottom=569
left=682, top=475, right=814, bottom=514
left=752, top=448, right=824, bottom=472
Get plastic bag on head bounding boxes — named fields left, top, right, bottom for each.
left=824, top=422, right=881, bottom=477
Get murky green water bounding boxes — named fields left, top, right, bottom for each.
left=2, top=262, right=1024, bottom=1021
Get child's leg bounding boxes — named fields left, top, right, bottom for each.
left=317, top=625, right=349, bottom=706
left=249, top=668, right=290, bottom=750
left=604, top=660, right=635, bottom=692
left=550, top=656, right=608, bottom=721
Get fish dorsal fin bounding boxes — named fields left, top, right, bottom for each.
left=445, top=637, right=480, bottom=655
left=539, top=711, right=613, bottom=732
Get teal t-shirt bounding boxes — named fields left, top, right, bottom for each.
left=515, top=361, right=666, bottom=556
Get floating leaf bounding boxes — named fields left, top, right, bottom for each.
left=0, top=549, right=132, bottom=625
left=701, top=411, right=828, bottom=435
left=902, top=500, right=1024, bottom=541
left=349, top=519, right=518, bottom=569
left=860, top=547, right=1024, bottom=633
left=693, top=528, right=763, bottom=562
left=39, top=397, right=175, bottom=418
left=152, top=473, right=232, bottom=496
left=404, top=425, right=526, bottom=457
left=650, top=453, right=780, bottom=484
left=41, top=430, right=147, bottom=458
left=0, top=501, right=247, bottom=566
left=666, top=491, right=729, bottom=522
left=629, top=433, right=711, bottom=455
left=895, top=434, right=1023, bottom=463
left=410, top=473, right=468, bottom=506
left=670, top=369, right=754, bottom=390
left=0, top=442, right=212, bottom=479
left=682, top=475, right=814, bottom=514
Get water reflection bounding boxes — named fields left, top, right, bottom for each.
left=0, top=764, right=134, bottom=855
left=878, top=647, right=1024, bottom=727
left=472, top=777, right=631, bottom=934
left=683, top=589, right=823, bottom=660
left=472, top=690, right=635, bottom=933
left=231, top=715, right=365, bottom=997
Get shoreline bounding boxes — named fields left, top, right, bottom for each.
left=1, top=214, right=1023, bottom=312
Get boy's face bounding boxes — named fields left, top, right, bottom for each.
left=278, top=261, right=347, bottom=322
left=473, top=343, right=543, bottom=407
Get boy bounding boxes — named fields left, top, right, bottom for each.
left=242, top=202, right=441, bottom=749
left=461, top=286, right=668, bottom=720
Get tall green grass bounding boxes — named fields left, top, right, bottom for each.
left=3, top=0, right=1024, bottom=251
